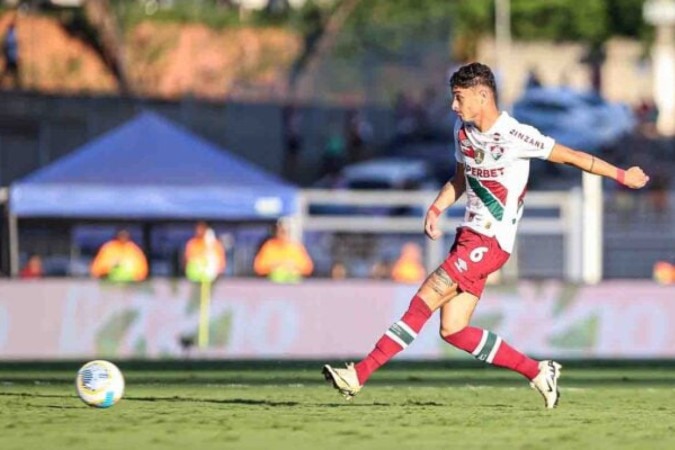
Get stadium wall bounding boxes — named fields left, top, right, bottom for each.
left=0, top=279, right=673, bottom=360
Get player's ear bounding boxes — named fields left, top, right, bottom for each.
left=479, top=87, right=489, bottom=104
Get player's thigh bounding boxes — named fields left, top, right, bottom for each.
left=416, top=266, right=459, bottom=311
left=441, top=228, right=510, bottom=298
left=439, top=292, right=479, bottom=337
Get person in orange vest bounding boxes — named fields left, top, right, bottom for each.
left=254, top=219, right=313, bottom=283
left=184, top=221, right=226, bottom=283
left=653, top=261, right=675, bottom=285
left=90, top=229, right=148, bottom=282
left=391, top=242, right=426, bottom=284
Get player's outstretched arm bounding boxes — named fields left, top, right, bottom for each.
left=424, top=163, right=466, bottom=240
left=547, top=144, right=650, bottom=189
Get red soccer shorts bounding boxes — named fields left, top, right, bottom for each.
left=441, top=227, right=510, bottom=298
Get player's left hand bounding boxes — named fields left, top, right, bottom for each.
left=623, top=166, right=650, bottom=189
left=424, top=209, right=442, bottom=240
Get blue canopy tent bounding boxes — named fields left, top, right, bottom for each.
left=10, top=111, right=297, bottom=219
left=7, top=111, right=299, bottom=274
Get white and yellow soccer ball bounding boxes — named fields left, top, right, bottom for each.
left=75, top=360, right=125, bottom=408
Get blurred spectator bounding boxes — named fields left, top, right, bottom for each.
left=648, top=169, right=670, bottom=218
left=281, top=102, right=303, bottom=181
left=418, top=86, right=447, bottom=139
left=393, top=91, right=417, bottom=142
left=370, top=259, right=390, bottom=280
left=1, top=17, right=19, bottom=89
left=613, top=183, right=638, bottom=225
left=393, top=88, right=449, bottom=144
left=581, top=44, right=605, bottom=95
left=391, top=242, right=426, bottom=284
left=19, top=254, right=43, bottom=279
left=184, top=221, right=226, bottom=283
left=524, top=67, right=542, bottom=89
left=653, top=261, right=674, bottom=285
left=635, top=98, right=659, bottom=125
left=90, top=229, right=148, bottom=282
left=254, top=219, right=313, bottom=283
left=635, top=98, right=659, bottom=138
left=330, top=261, right=347, bottom=280
left=345, top=109, right=373, bottom=163
left=322, top=123, right=346, bottom=177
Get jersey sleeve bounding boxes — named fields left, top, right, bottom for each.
left=512, top=123, right=555, bottom=160
left=453, top=119, right=465, bottom=163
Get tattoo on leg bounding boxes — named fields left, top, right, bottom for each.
left=430, top=268, right=454, bottom=296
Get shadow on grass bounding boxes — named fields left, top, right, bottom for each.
left=127, top=396, right=301, bottom=407
left=125, top=396, right=444, bottom=408
left=0, top=392, right=86, bottom=409
left=28, top=404, right=83, bottom=410
left=0, top=391, right=453, bottom=408
left=0, top=392, right=75, bottom=399
left=0, top=391, right=300, bottom=407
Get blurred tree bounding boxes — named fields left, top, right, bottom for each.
left=451, top=0, right=649, bottom=59
left=606, top=0, right=652, bottom=39
left=339, top=0, right=455, bottom=59
left=288, top=0, right=362, bottom=99
left=84, top=0, right=130, bottom=94
left=452, top=0, right=493, bottom=62
left=265, top=0, right=291, bottom=16
left=512, top=0, right=607, bottom=43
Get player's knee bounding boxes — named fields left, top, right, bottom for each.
left=439, top=322, right=467, bottom=340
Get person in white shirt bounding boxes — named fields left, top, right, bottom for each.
left=323, top=62, right=649, bottom=409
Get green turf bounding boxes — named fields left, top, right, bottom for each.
left=1, top=363, right=674, bottom=450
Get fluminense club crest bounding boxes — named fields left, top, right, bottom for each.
left=489, top=144, right=504, bottom=160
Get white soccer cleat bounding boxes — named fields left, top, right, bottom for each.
left=322, top=363, right=362, bottom=400
left=530, top=360, right=562, bottom=409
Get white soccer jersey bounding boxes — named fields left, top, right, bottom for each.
left=453, top=112, right=555, bottom=253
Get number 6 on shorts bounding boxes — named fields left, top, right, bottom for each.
left=470, top=246, right=488, bottom=262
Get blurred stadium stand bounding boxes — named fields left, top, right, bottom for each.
left=0, top=88, right=672, bottom=280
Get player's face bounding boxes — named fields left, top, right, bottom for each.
left=451, top=86, right=485, bottom=122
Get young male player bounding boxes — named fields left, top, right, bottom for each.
left=323, top=62, right=650, bottom=409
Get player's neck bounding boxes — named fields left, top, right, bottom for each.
left=474, top=107, right=501, bottom=133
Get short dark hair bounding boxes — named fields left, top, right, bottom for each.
left=450, top=62, right=498, bottom=100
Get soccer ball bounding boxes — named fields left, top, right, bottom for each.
left=75, top=360, right=125, bottom=408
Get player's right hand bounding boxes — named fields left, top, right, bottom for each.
left=424, top=209, right=443, bottom=240
left=623, top=166, right=650, bottom=189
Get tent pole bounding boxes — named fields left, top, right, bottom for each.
left=8, top=212, right=18, bottom=277
left=142, top=222, right=152, bottom=276
left=0, top=188, right=8, bottom=275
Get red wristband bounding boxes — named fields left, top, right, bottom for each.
left=617, top=169, right=626, bottom=185
left=428, top=205, right=441, bottom=216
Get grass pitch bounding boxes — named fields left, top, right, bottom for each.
left=1, top=361, right=674, bottom=450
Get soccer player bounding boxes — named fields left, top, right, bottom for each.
left=323, top=62, right=650, bottom=409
